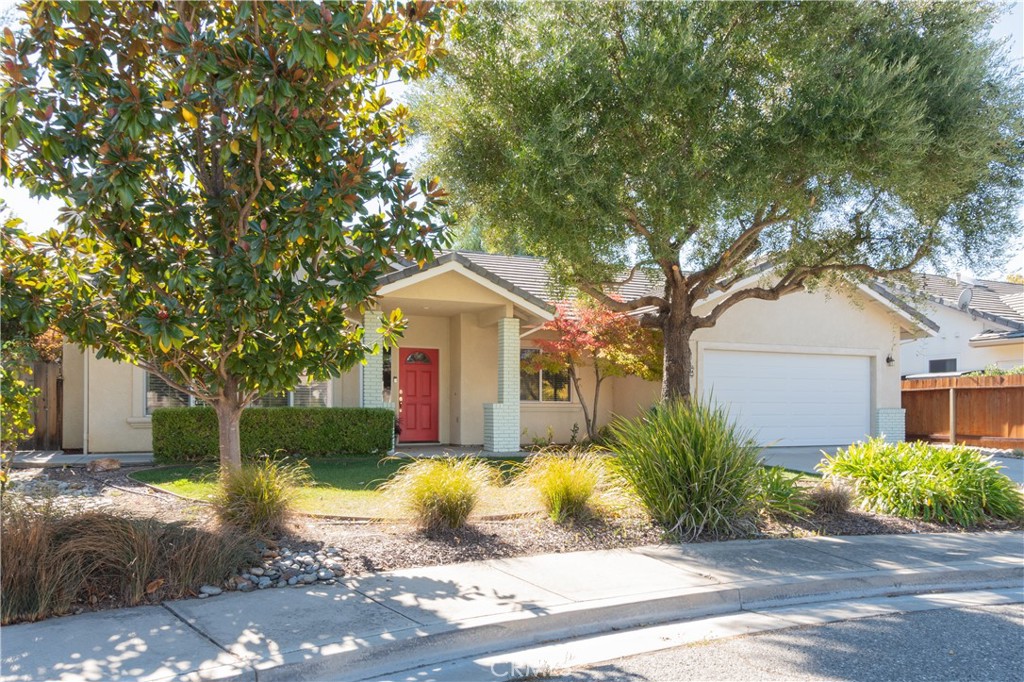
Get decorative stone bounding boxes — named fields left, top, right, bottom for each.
left=257, top=576, right=272, bottom=589
left=237, top=580, right=254, bottom=593
left=287, top=576, right=299, bottom=586
left=199, top=585, right=222, bottom=596
left=249, top=567, right=265, bottom=576
left=299, top=573, right=317, bottom=585
left=85, top=457, right=121, bottom=473
left=316, top=569, right=332, bottom=581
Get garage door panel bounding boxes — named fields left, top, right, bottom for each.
left=702, top=349, right=871, bottom=447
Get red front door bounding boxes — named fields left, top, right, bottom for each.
left=398, top=348, right=439, bottom=442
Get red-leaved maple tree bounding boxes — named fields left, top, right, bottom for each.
left=528, top=300, right=661, bottom=441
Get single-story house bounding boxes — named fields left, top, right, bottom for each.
left=899, top=274, right=1024, bottom=376
left=59, top=251, right=934, bottom=454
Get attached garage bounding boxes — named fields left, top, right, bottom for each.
left=701, top=348, right=872, bottom=447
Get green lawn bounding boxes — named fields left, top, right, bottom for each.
left=131, top=456, right=538, bottom=519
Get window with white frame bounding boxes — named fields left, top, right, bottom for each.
left=145, top=372, right=328, bottom=414
left=145, top=373, right=193, bottom=414
left=519, top=349, right=571, bottom=402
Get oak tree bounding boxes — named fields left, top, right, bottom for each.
left=414, top=1, right=1024, bottom=401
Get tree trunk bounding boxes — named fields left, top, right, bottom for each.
left=589, top=375, right=605, bottom=442
left=661, top=289, right=694, bottom=403
left=567, top=362, right=595, bottom=441
left=213, top=394, right=243, bottom=475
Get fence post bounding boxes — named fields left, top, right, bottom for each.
left=948, top=387, right=957, bottom=444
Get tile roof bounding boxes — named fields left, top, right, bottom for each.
left=383, top=250, right=661, bottom=313
left=908, top=273, right=1024, bottom=329
left=456, top=251, right=661, bottom=306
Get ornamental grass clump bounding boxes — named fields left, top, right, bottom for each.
left=382, top=457, right=495, bottom=530
left=1, top=498, right=256, bottom=625
left=608, top=400, right=762, bottom=541
left=212, top=455, right=310, bottom=536
left=819, top=439, right=1024, bottom=526
left=516, top=448, right=608, bottom=523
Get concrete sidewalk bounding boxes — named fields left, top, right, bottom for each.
left=2, top=532, right=1021, bottom=682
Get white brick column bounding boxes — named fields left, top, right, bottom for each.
left=362, top=311, right=396, bottom=452
left=876, top=408, right=906, bottom=442
left=361, top=311, right=389, bottom=409
left=484, top=317, right=520, bottom=452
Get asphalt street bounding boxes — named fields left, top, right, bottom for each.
left=546, top=603, right=1024, bottom=682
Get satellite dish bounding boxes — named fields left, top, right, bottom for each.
left=957, top=288, right=973, bottom=311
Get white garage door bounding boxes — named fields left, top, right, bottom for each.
left=702, top=349, right=871, bottom=447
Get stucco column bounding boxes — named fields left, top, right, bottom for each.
left=484, top=317, right=520, bottom=452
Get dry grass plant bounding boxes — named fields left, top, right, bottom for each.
left=381, top=456, right=496, bottom=530
left=1, top=497, right=256, bottom=624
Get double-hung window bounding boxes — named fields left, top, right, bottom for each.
left=519, top=349, right=571, bottom=402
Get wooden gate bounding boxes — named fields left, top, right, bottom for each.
left=24, top=361, right=62, bottom=451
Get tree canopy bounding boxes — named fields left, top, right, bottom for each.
left=414, top=0, right=1024, bottom=399
left=2, top=0, right=461, bottom=469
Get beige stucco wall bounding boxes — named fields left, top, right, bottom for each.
left=61, top=344, right=84, bottom=450
left=85, top=355, right=154, bottom=453
left=900, top=303, right=1023, bottom=375
left=450, top=313, right=499, bottom=445
left=330, top=365, right=361, bottom=408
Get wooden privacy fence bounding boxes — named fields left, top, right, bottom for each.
left=23, top=361, right=63, bottom=451
left=901, top=375, right=1024, bottom=450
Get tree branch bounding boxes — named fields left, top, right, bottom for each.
left=577, top=281, right=667, bottom=314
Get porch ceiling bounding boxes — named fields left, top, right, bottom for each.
left=382, top=297, right=499, bottom=318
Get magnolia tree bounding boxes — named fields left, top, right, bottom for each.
left=2, top=1, right=461, bottom=472
left=415, top=1, right=1024, bottom=401
left=527, top=301, right=661, bottom=441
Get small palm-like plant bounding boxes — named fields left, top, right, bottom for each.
left=516, top=448, right=607, bottom=522
left=382, top=456, right=495, bottom=530
left=212, top=455, right=310, bottom=535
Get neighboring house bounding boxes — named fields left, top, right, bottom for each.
left=59, top=251, right=933, bottom=454
left=899, top=274, right=1024, bottom=376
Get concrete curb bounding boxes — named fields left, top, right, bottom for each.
left=253, top=559, right=1022, bottom=682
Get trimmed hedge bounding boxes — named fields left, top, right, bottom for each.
left=152, top=407, right=394, bottom=463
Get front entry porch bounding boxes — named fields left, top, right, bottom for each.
left=357, top=255, right=555, bottom=453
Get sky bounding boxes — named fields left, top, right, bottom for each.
left=2, top=1, right=1023, bottom=277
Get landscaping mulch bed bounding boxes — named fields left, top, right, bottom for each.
left=8, top=464, right=1016, bottom=583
